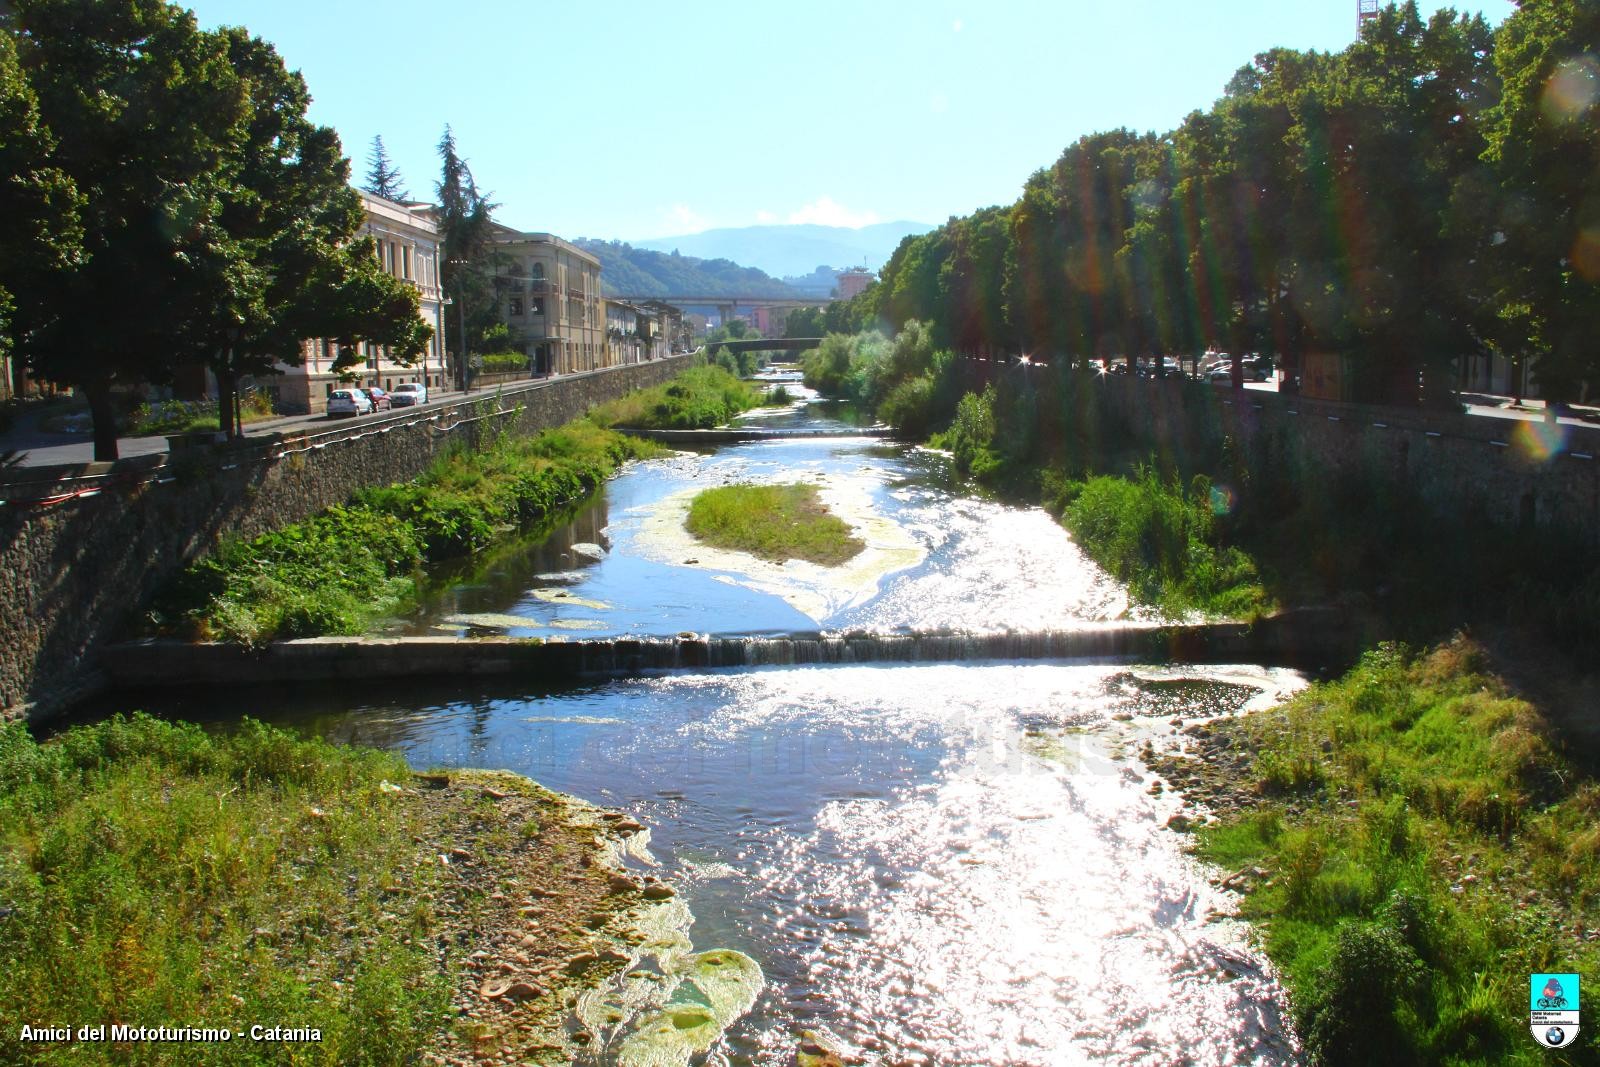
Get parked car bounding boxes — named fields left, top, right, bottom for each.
left=391, top=382, right=428, bottom=407
left=1207, top=363, right=1236, bottom=383
left=326, top=388, right=373, bottom=417
left=367, top=386, right=392, bottom=411
left=1244, top=355, right=1275, bottom=382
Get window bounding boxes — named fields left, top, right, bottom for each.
left=531, top=262, right=545, bottom=280
left=532, top=298, right=544, bottom=316
left=509, top=297, right=524, bottom=317
left=403, top=245, right=412, bottom=280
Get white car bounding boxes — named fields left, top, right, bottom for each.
left=390, top=382, right=428, bottom=407
left=326, top=388, right=373, bottom=417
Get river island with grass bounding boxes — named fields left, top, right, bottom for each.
left=685, top=483, right=864, bottom=566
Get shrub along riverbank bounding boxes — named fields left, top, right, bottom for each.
left=0, top=714, right=701, bottom=1066
left=151, top=417, right=659, bottom=644
left=1149, top=639, right=1600, bottom=1066
left=685, top=483, right=864, bottom=566
left=588, top=364, right=764, bottom=430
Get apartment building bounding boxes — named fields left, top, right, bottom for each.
left=271, top=191, right=447, bottom=413
left=486, top=226, right=604, bottom=376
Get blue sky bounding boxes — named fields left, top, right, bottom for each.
left=182, top=0, right=1515, bottom=241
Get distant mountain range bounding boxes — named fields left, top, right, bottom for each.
left=630, top=221, right=935, bottom=282
left=572, top=240, right=799, bottom=299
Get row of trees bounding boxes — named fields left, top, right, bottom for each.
left=0, top=0, right=436, bottom=459
left=825, top=1, right=1599, bottom=406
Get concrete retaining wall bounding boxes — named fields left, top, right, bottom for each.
left=0, top=358, right=686, bottom=721
left=1003, top=368, right=1600, bottom=547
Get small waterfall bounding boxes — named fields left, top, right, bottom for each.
left=103, top=612, right=1356, bottom=691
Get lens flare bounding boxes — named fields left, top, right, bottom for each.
left=1542, top=55, right=1600, bottom=123
left=1209, top=484, right=1236, bottom=516
left=1512, top=419, right=1569, bottom=463
left=1573, top=227, right=1600, bottom=282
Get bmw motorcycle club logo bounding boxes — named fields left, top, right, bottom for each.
left=1531, top=973, right=1580, bottom=1049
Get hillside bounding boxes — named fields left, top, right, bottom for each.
left=630, top=221, right=933, bottom=279
left=573, top=240, right=799, bottom=299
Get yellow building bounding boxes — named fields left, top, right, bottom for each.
left=487, top=226, right=604, bottom=376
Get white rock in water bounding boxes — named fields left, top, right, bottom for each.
left=569, top=542, right=606, bottom=561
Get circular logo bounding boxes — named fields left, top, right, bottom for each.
left=1546, top=1026, right=1567, bottom=1046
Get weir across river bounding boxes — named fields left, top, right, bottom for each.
left=101, top=610, right=1359, bottom=690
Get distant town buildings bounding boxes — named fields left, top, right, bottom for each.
left=835, top=267, right=875, bottom=301
left=751, top=306, right=793, bottom=337
left=603, top=299, right=681, bottom=365
left=270, top=190, right=447, bottom=414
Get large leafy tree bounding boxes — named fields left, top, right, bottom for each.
left=0, top=25, right=80, bottom=389
left=1483, top=0, right=1600, bottom=402
left=188, top=29, right=429, bottom=439
left=5, top=0, right=247, bottom=459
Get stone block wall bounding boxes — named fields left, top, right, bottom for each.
left=1083, top=373, right=1600, bottom=545
left=0, top=358, right=685, bottom=721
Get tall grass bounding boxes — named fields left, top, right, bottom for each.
left=1047, top=465, right=1270, bottom=619
left=588, top=365, right=762, bottom=430
left=151, top=419, right=657, bottom=643
left=685, top=483, right=864, bottom=566
left=1198, top=639, right=1600, bottom=1065
left=0, top=714, right=451, bottom=1065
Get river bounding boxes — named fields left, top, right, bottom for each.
left=112, top=391, right=1305, bottom=1064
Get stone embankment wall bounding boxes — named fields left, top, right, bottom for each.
left=0, top=359, right=685, bottom=721
left=1014, top=368, right=1600, bottom=546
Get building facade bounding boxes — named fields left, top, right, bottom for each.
left=271, top=191, right=447, bottom=414
left=751, top=305, right=795, bottom=337
left=835, top=267, right=875, bottom=301
left=486, top=227, right=604, bottom=376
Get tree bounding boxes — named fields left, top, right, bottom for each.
left=0, top=24, right=80, bottom=389
left=363, top=134, right=408, bottom=202
left=6, top=0, right=249, bottom=459
left=189, top=29, right=429, bottom=439
left=1483, top=0, right=1600, bottom=402
left=435, top=125, right=498, bottom=389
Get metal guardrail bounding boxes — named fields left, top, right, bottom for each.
left=0, top=358, right=687, bottom=509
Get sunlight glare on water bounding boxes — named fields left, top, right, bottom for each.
left=247, top=662, right=1299, bottom=1065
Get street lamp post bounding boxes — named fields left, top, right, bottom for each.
left=438, top=296, right=452, bottom=398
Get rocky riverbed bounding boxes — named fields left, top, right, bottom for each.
left=405, top=770, right=759, bottom=1065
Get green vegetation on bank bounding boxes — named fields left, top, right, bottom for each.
left=152, top=415, right=657, bottom=643
left=1192, top=640, right=1599, bottom=1066
left=1046, top=467, right=1270, bottom=619
left=589, top=364, right=763, bottom=430
left=685, top=483, right=864, bottom=566
left=0, top=714, right=452, bottom=1063
left=479, top=352, right=528, bottom=374
left=800, top=324, right=1268, bottom=619
left=128, top=393, right=277, bottom=437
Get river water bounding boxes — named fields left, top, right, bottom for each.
left=117, top=394, right=1306, bottom=1064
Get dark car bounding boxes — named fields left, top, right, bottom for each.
left=367, top=387, right=392, bottom=411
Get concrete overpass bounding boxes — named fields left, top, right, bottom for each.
left=610, top=294, right=828, bottom=327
